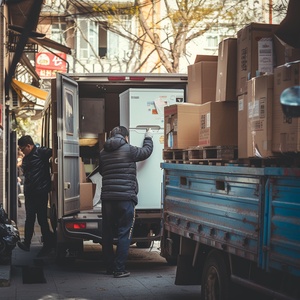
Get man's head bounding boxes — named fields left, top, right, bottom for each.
left=110, top=126, right=129, bottom=138
left=18, top=135, right=34, bottom=156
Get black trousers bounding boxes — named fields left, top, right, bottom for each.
left=24, top=191, right=53, bottom=247
left=102, top=200, right=135, bottom=273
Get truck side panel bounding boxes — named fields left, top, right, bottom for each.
left=163, top=163, right=263, bottom=263
left=162, top=163, right=300, bottom=278
left=265, top=175, right=300, bottom=277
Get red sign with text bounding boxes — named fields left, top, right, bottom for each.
left=35, top=52, right=67, bottom=78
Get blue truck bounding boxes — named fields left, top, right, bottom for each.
left=160, top=161, right=300, bottom=299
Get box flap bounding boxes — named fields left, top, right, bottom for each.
left=194, top=55, right=218, bottom=63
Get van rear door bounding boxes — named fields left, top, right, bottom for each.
left=56, top=73, right=80, bottom=217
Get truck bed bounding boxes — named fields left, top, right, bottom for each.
left=161, top=162, right=300, bottom=277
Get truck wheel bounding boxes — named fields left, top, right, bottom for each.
left=136, top=230, right=154, bottom=248
left=136, top=240, right=152, bottom=249
left=55, top=242, right=77, bottom=265
left=165, top=253, right=177, bottom=266
left=201, top=250, right=230, bottom=300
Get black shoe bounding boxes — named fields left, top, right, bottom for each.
left=18, top=199, right=21, bottom=208
left=17, top=241, right=30, bottom=252
left=114, top=270, right=130, bottom=278
left=36, top=246, right=54, bottom=258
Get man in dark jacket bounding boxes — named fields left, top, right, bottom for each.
left=99, top=126, right=153, bottom=278
left=17, top=135, right=54, bottom=257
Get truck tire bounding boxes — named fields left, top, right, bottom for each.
left=165, top=254, right=177, bottom=266
left=136, top=240, right=152, bottom=248
left=55, top=242, right=76, bottom=265
left=201, top=250, right=230, bottom=300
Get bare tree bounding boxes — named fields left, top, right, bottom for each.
left=40, top=0, right=287, bottom=73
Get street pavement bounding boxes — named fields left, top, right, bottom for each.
left=0, top=201, right=201, bottom=300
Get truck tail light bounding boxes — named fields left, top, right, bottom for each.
left=65, top=222, right=98, bottom=230
left=108, top=76, right=126, bottom=81
left=65, top=222, right=86, bottom=230
left=129, top=76, right=145, bottom=81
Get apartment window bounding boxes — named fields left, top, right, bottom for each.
left=206, top=35, right=218, bottom=49
left=44, top=0, right=66, bottom=6
left=52, top=24, right=66, bottom=44
left=77, top=19, right=98, bottom=60
left=98, top=17, right=132, bottom=60
left=99, top=22, right=108, bottom=58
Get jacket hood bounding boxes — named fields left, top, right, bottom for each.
left=103, top=134, right=127, bottom=152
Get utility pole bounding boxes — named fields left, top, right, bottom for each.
left=269, top=0, right=273, bottom=24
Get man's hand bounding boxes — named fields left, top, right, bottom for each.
left=145, top=128, right=153, bottom=139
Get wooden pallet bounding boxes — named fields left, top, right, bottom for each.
left=186, top=159, right=235, bottom=166
left=236, top=154, right=300, bottom=168
left=188, top=146, right=238, bottom=161
left=163, top=147, right=300, bottom=167
left=162, top=149, right=188, bottom=163
left=163, top=146, right=238, bottom=164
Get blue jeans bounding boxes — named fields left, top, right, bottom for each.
left=102, top=200, right=135, bottom=273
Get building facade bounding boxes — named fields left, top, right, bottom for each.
left=0, top=0, right=286, bottom=216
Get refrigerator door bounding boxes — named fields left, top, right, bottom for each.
left=129, top=128, right=164, bottom=210
left=120, top=88, right=184, bottom=129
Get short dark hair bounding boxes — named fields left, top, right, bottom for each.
left=18, top=135, right=34, bottom=147
left=110, top=126, right=129, bottom=138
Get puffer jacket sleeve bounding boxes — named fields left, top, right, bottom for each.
left=129, top=137, right=153, bottom=162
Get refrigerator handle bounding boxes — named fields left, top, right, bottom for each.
left=135, top=125, right=161, bottom=130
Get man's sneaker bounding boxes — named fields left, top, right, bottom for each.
left=36, top=246, right=54, bottom=258
left=114, top=271, right=130, bottom=278
left=17, top=241, right=30, bottom=252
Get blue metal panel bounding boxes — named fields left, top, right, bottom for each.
left=264, top=174, right=300, bottom=277
left=162, top=163, right=264, bottom=262
left=162, top=163, right=300, bottom=278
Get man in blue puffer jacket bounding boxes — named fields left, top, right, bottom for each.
left=99, top=126, right=153, bottom=278
left=17, top=135, right=55, bottom=257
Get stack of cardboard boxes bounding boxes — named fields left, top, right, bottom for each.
left=237, top=23, right=300, bottom=157
left=164, top=22, right=300, bottom=159
left=79, top=158, right=95, bottom=210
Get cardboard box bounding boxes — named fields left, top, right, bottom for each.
left=79, top=159, right=86, bottom=183
left=164, top=103, right=201, bottom=149
left=238, top=93, right=248, bottom=159
left=188, top=55, right=218, bottom=104
left=216, top=38, right=237, bottom=102
left=199, top=101, right=238, bottom=147
left=236, top=23, right=279, bottom=96
left=272, top=63, right=300, bottom=152
left=247, top=74, right=274, bottom=158
left=80, top=182, right=95, bottom=210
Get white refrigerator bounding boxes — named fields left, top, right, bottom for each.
left=119, top=88, right=184, bottom=210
